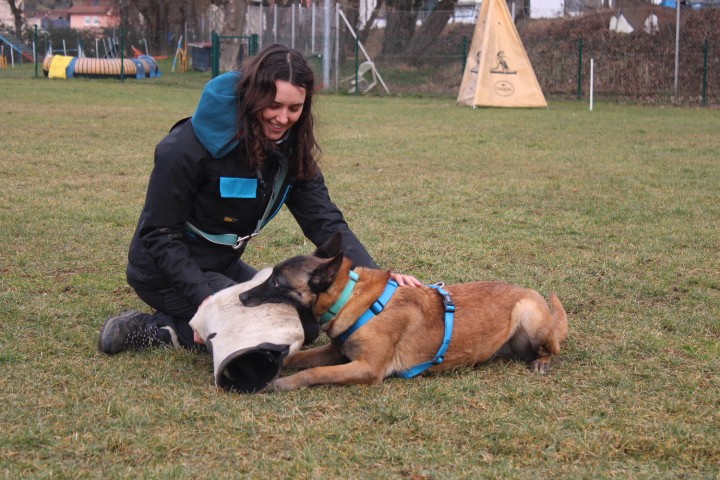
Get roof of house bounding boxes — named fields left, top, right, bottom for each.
left=67, top=5, right=115, bottom=16
left=30, top=9, right=70, bottom=18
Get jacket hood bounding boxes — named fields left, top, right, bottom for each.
left=191, top=71, right=242, bottom=158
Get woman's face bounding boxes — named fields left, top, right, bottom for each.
left=257, top=80, right=306, bottom=141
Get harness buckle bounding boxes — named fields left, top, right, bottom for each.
left=443, top=297, right=456, bottom=312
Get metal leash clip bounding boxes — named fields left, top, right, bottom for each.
left=234, top=232, right=258, bottom=250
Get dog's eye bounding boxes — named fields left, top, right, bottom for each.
left=272, top=276, right=281, bottom=288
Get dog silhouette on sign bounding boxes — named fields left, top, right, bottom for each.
left=490, top=50, right=517, bottom=74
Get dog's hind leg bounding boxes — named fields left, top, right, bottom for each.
left=503, top=327, right=553, bottom=374
left=507, top=296, right=565, bottom=374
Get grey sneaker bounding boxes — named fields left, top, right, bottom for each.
left=98, top=310, right=155, bottom=355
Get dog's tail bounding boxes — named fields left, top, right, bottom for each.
left=548, top=293, right=568, bottom=350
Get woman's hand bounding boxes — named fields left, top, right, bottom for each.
left=192, top=295, right=213, bottom=345
left=390, top=272, right=423, bottom=287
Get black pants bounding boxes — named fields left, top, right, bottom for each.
left=129, top=259, right=258, bottom=349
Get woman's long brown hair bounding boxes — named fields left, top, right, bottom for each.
left=237, top=44, right=320, bottom=180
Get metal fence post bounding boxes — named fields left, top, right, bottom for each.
left=577, top=37, right=583, bottom=100
left=701, top=38, right=708, bottom=107
left=353, top=34, right=359, bottom=95
left=212, top=31, right=219, bottom=78
left=34, top=25, right=38, bottom=78
left=323, top=0, right=331, bottom=89
left=120, top=27, right=125, bottom=81
left=250, top=34, right=259, bottom=56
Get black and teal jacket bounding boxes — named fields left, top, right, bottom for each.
left=127, top=72, right=378, bottom=307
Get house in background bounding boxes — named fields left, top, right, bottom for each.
left=26, top=9, right=71, bottom=30
left=67, top=1, right=119, bottom=30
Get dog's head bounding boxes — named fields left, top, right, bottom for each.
left=239, top=232, right=345, bottom=316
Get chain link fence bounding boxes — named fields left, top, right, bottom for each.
left=519, top=7, right=719, bottom=104
left=2, top=4, right=718, bottom=105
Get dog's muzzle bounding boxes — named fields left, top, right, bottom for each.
left=189, top=269, right=305, bottom=394
left=210, top=340, right=292, bottom=393
left=204, top=319, right=304, bottom=393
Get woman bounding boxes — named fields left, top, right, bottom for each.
left=99, top=44, right=421, bottom=355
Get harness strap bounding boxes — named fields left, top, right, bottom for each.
left=184, top=221, right=247, bottom=249
left=334, top=281, right=456, bottom=379
left=337, top=280, right=399, bottom=344
left=396, top=283, right=455, bottom=379
left=184, top=154, right=289, bottom=250
left=319, top=270, right=359, bottom=324
left=256, top=154, right=289, bottom=232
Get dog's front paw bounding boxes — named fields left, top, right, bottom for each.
left=269, top=377, right=294, bottom=392
left=260, top=381, right=279, bottom=393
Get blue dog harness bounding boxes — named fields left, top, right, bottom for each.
left=321, top=271, right=456, bottom=379
left=337, top=279, right=399, bottom=343
left=395, top=283, right=456, bottom=378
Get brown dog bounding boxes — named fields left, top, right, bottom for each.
left=239, top=233, right=568, bottom=391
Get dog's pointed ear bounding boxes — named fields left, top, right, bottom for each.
left=313, top=232, right=343, bottom=259
left=309, top=252, right=343, bottom=293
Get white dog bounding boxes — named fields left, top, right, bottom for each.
left=189, top=269, right=304, bottom=393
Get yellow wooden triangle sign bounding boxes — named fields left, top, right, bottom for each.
left=458, top=0, right=547, bottom=108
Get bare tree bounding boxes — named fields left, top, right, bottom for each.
left=130, top=1, right=172, bottom=51
left=219, top=0, right=248, bottom=72
left=4, top=0, right=24, bottom=37
left=403, top=0, right=457, bottom=61
left=107, top=0, right=215, bottom=53
left=359, top=4, right=382, bottom=44
left=382, top=0, right=422, bottom=56
left=179, top=0, right=201, bottom=33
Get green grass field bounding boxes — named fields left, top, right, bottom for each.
left=1, top=77, right=718, bottom=479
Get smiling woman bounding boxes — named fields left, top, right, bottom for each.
left=256, top=80, right=306, bottom=141
left=97, top=43, right=421, bottom=358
